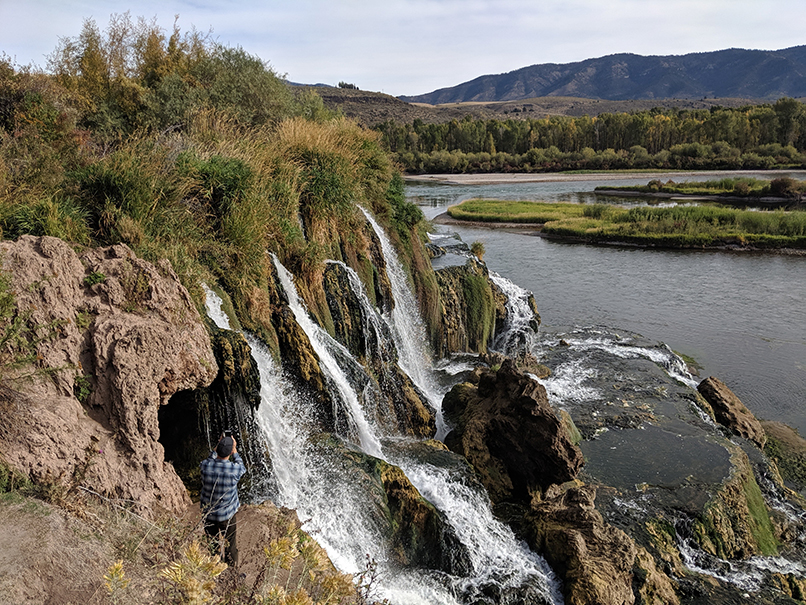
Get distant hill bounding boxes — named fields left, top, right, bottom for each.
left=313, top=87, right=760, bottom=127
left=400, top=46, right=806, bottom=104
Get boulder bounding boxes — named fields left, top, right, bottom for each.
left=0, top=236, right=217, bottom=516
left=697, top=376, right=766, bottom=448
left=443, top=359, right=584, bottom=503
left=525, top=484, right=679, bottom=605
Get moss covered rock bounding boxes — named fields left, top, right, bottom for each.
left=434, top=258, right=499, bottom=356
left=692, top=448, right=778, bottom=559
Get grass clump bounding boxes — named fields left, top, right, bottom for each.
left=461, top=272, right=496, bottom=353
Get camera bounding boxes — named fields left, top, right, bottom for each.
left=223, top=429, right=232, bottom=437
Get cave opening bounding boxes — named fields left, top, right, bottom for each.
left=158, top=389, right=210, bottom=500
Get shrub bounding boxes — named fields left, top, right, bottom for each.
left=769, top=177, right=800, bottom=199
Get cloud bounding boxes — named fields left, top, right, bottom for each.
left=2, top=0, right=805, bottom=95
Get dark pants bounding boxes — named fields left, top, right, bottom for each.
left=203, top=513, right=238, bottom=566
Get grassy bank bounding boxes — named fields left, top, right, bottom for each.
left=447, top=199, right=806, bottom=249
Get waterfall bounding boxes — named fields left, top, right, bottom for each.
left=272, top=255, right=384, bottom=458
left=206, top=256, right=563, bottom=604
left=488, top=271, right=539, bottom=356
left=359, top=207, right=449, bottom=435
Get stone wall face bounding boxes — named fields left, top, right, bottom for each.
left=0, top=236, right=217, bottom=515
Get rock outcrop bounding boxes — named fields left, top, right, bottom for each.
left=442, top=359, right=584, bottom=503
left=0, top=236, right=217, bottom=515
left=525, top=484, right=679, bottom=605
left=434, top=258, right=504, bottom=356
left=697, top=376, right=766, bottom=448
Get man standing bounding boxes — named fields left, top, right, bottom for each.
left=200, top=433, right=246, bottom=566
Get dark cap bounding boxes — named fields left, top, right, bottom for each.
left=216, top=436, right=234, bottom=458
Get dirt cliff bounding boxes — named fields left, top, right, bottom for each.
left=0, top=236, right=217, bottom=516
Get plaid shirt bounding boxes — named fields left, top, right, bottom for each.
left=200, top=451, right=246, bottom=522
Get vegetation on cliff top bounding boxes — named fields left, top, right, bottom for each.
left=447, top=196, right=806, bottom=249
left=598, top=175, right=806, bottom=202
left=0, top=13, right=435, bottom=349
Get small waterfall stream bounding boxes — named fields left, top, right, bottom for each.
left=360, top=207, right=449, bottom=435
left=272, top=255, right=384, bottom=458
left=488, top=271, right=539, bottom=356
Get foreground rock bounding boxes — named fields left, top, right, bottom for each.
left=525, top=484, right=679, bottom=605
left=0, top=236, right=217, bottom=515
left=442, top=359, right=584, bottom=503
left=697, top=376, right=766, bottom=448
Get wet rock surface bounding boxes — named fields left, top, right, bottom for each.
left=433, top=257, right=502, bottom=355
left=322, top=261, right=435, bottom=438
left=532, top=326, right=806, bottom=605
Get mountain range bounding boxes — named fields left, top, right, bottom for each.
left=399, top=46, right=806, bottom=104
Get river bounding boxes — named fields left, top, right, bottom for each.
left=406, top=171, right=806, bottom=436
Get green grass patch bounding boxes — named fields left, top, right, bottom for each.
left=448, top=199, right=586, bottom=223
left=449, top=198, right=806, bottom=249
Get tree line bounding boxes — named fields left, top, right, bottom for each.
left=375, top=99, right=806, bottom=173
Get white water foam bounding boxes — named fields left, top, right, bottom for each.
left=397, top=458, right=563, bottom=604
left=538, top=357, right=601, bottom=407
left=204, top=285, right=232, bottom=329
left=549, top=332, right=698, bottom=388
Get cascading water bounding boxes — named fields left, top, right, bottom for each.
left=206, top=247, right=564, bottom=602
left=488, top=271, right=539, bottom=357
left=268, top=253, right=563, bottom=604
left=272, top=255, right=384, bottom=458
left=359, top=207, right=450, bottom=434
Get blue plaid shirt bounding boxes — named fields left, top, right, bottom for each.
left=200, top=451, right=246, bottom=522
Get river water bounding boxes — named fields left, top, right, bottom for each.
left=406, top=171, right=806, bottom=436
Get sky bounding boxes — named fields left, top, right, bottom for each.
left=2, top=0, right=805, bottom=97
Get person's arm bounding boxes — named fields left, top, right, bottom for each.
left=230, top=451, right=246, bottom=479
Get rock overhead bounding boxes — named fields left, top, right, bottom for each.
left=0, top=236, right=217, bottom=515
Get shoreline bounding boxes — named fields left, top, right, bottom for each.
left=404, top=169, right=806, bottom=186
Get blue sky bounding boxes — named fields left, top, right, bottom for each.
left=2, top=0, right=805, bottom=97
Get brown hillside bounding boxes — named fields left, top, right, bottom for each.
left=311, top=86, right=764, bottom=127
